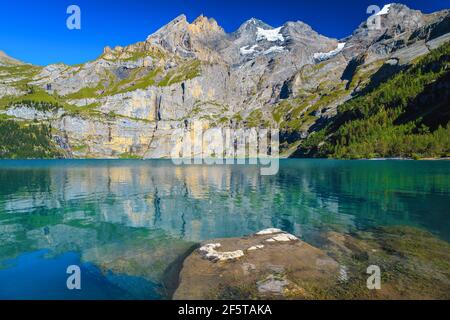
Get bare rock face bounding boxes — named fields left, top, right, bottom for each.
left=173, top=229, right=340, bottom=300
left=1, top=4, right=449, bottom=158
left=5, top=105, right=64, bottom=120
left=0, top=84, right=24, bottom=98
left=52, top=115, right=157, bottom=158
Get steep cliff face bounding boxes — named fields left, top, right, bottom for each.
left=0, top=3, right=449, bottom=159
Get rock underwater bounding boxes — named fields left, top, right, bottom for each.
left=173, top=227, right=450, bottom=300
left=174, top=228, right=340, bottom=300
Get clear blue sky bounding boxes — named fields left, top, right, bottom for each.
left=0, top=0, right=448, bottom=66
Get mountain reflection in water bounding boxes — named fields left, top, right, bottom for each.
left=0, top=159, right=449, bottom=299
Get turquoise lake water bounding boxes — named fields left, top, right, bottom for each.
left=0, top=159, right=449, bottom=299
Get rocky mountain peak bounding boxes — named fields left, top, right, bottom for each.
left=356, top=3, right=426, bottom=35
left=283, top=20, right=312, bottom=31
left=231, top=18, right=284, bottom=48
left=143, top=14, right=192, bottom=57
left=191, top=15, right=220, bottom=29
left=382, top=3, right=423, bottom=14
left=146, top=14, right=189, bottom=42
left=164, top=13, right=188, bottom=28
left=235, top=18, right=273, bottom=35
left=142, top=14, right=229, bottom=60
left=341, top=3, right=433, bottom=59
left=1, top=3, right=449, bottom=161
left=281, top=20, right=324, bottom=43
left=188, top=15, right=226, bottom=38
left=103, top=46, right=112, bottom=54
left=379, top=3, right=425, bottom=27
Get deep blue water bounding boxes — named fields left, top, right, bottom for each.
left=0, top=159, right=449, bottom=299
left=0, top=250, right=160, bottom=300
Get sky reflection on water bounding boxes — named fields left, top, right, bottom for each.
left=0, top=159, right=449, bottom=299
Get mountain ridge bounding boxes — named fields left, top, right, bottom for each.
left=0, top=3, right=449, bottom=159
left=0, top=50, right=24, bottom=66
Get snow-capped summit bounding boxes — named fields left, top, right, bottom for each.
left=375, top=3, right=394, bottom=16
left=230, top=18, right=288, bottom=59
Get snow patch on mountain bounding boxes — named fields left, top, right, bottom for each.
left=313, top=43, right=346, bottom=62
left=256, top=27, right=284, bottom=42
left=263, top=46, right=285, bottom=55
left=375, top=4, right=393, bottom=16
left=240, top=45, right=259, bottom=55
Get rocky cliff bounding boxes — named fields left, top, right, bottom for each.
left=0, top=3, right=449, bottom=159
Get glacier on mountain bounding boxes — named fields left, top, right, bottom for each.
left=313, top=43, right=346, bottom=62
left=240, top=45, right=259, bottom=55
left=256, top=27, right=284, bottom=42
left=376, top=4, right=393, bottom=16
left=263, top=46, right=284, bottom=55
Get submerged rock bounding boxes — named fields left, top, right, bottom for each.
left=174, top=226, right=450, bottom=300
left=318, top=226, right=450, bottom=300
left=257, top=275, right=290, bottom=295
left=174, top=229, right=340, bottom=300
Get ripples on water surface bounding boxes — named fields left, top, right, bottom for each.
left=0, top=160, right=449, bottom=299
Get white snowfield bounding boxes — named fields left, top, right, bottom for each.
left=240, top=44, right=259, bottom=55
left=263, top=46, right=285, bottom=55
left=256, top=27, right=285, bottom=42
left=376, top=4, right=393, bottom=16
left=313, top=43, right=346, bottom=62
left=240, top=45, right=284, bottom=56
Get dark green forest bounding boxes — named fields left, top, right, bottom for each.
left=0, top=118, right=63, bottom=159
left=0, top=100, right=64, bottom=159
left=299, top=42, right=450, bottom=159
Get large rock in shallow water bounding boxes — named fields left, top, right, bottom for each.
left=174, top=226, right=450, bottom=300
left=173, top=229, right=340, bottom=300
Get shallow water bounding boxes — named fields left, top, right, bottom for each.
left=0, top=159, right=449, bottom=299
